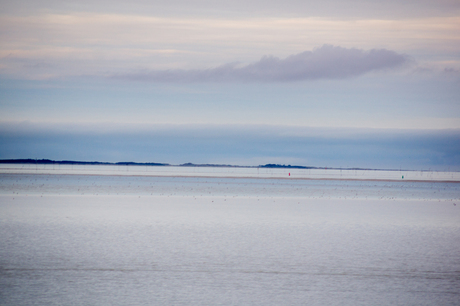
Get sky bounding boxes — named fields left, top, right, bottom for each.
left=1, top=0, right=459, bottom=169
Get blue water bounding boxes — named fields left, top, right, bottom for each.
left=1, top=173, right=459, bottom=200
left=1, top=174, right=459, bottom=305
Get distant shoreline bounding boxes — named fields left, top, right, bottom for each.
left=0, top=158, right=435, bottom=172
left=0, top=159, right=169, bottom=167
left=1, top=160, right=459, bottom=182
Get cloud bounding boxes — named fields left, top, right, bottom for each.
left=114, top=45, right=409, bottom=82
left=4, top=0, right=460, bottom=19
left=1, top=122, right=459, bottom=170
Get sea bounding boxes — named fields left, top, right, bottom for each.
left=1, top=165, right=459, bottom=305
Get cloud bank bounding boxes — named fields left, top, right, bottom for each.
left=116, top=45, right=408, bottom=82
left=1, top=123, right=459, bottom=170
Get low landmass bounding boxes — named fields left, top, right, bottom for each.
left=180, top=162, right=248, bottom=168
left=260, top=164, right=315, bottom=169
left=0, top=159, right=169, bottom=167
left=0, top=159, right=401, bottom=171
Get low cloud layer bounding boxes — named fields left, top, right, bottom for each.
left=116, top=45, right=408, bottom=82
left=1, top=123, right=459, bottom=170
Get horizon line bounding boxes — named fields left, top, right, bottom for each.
left=0, top=158, right=454, bottom=173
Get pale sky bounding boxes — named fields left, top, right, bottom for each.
left=1, top=0, right=459, bottom=168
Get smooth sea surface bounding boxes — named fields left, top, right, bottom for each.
left=1, top=167, right=460, bottom=305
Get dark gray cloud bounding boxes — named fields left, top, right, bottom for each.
left=1, top=123, right=459, bottom=170
left=115, top=45, right=409, bottom=83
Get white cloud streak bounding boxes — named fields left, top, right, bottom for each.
left=3, top=0, right=460, bottom=19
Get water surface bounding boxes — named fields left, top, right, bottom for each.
left=1, top=170, right=459, bottom=305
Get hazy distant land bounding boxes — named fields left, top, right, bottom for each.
left=1, top=158, right=459, bottom=182
left=0, top=159, right=423, bottom=172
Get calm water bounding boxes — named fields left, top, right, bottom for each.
left=1, top=173, right=460, bottom=305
